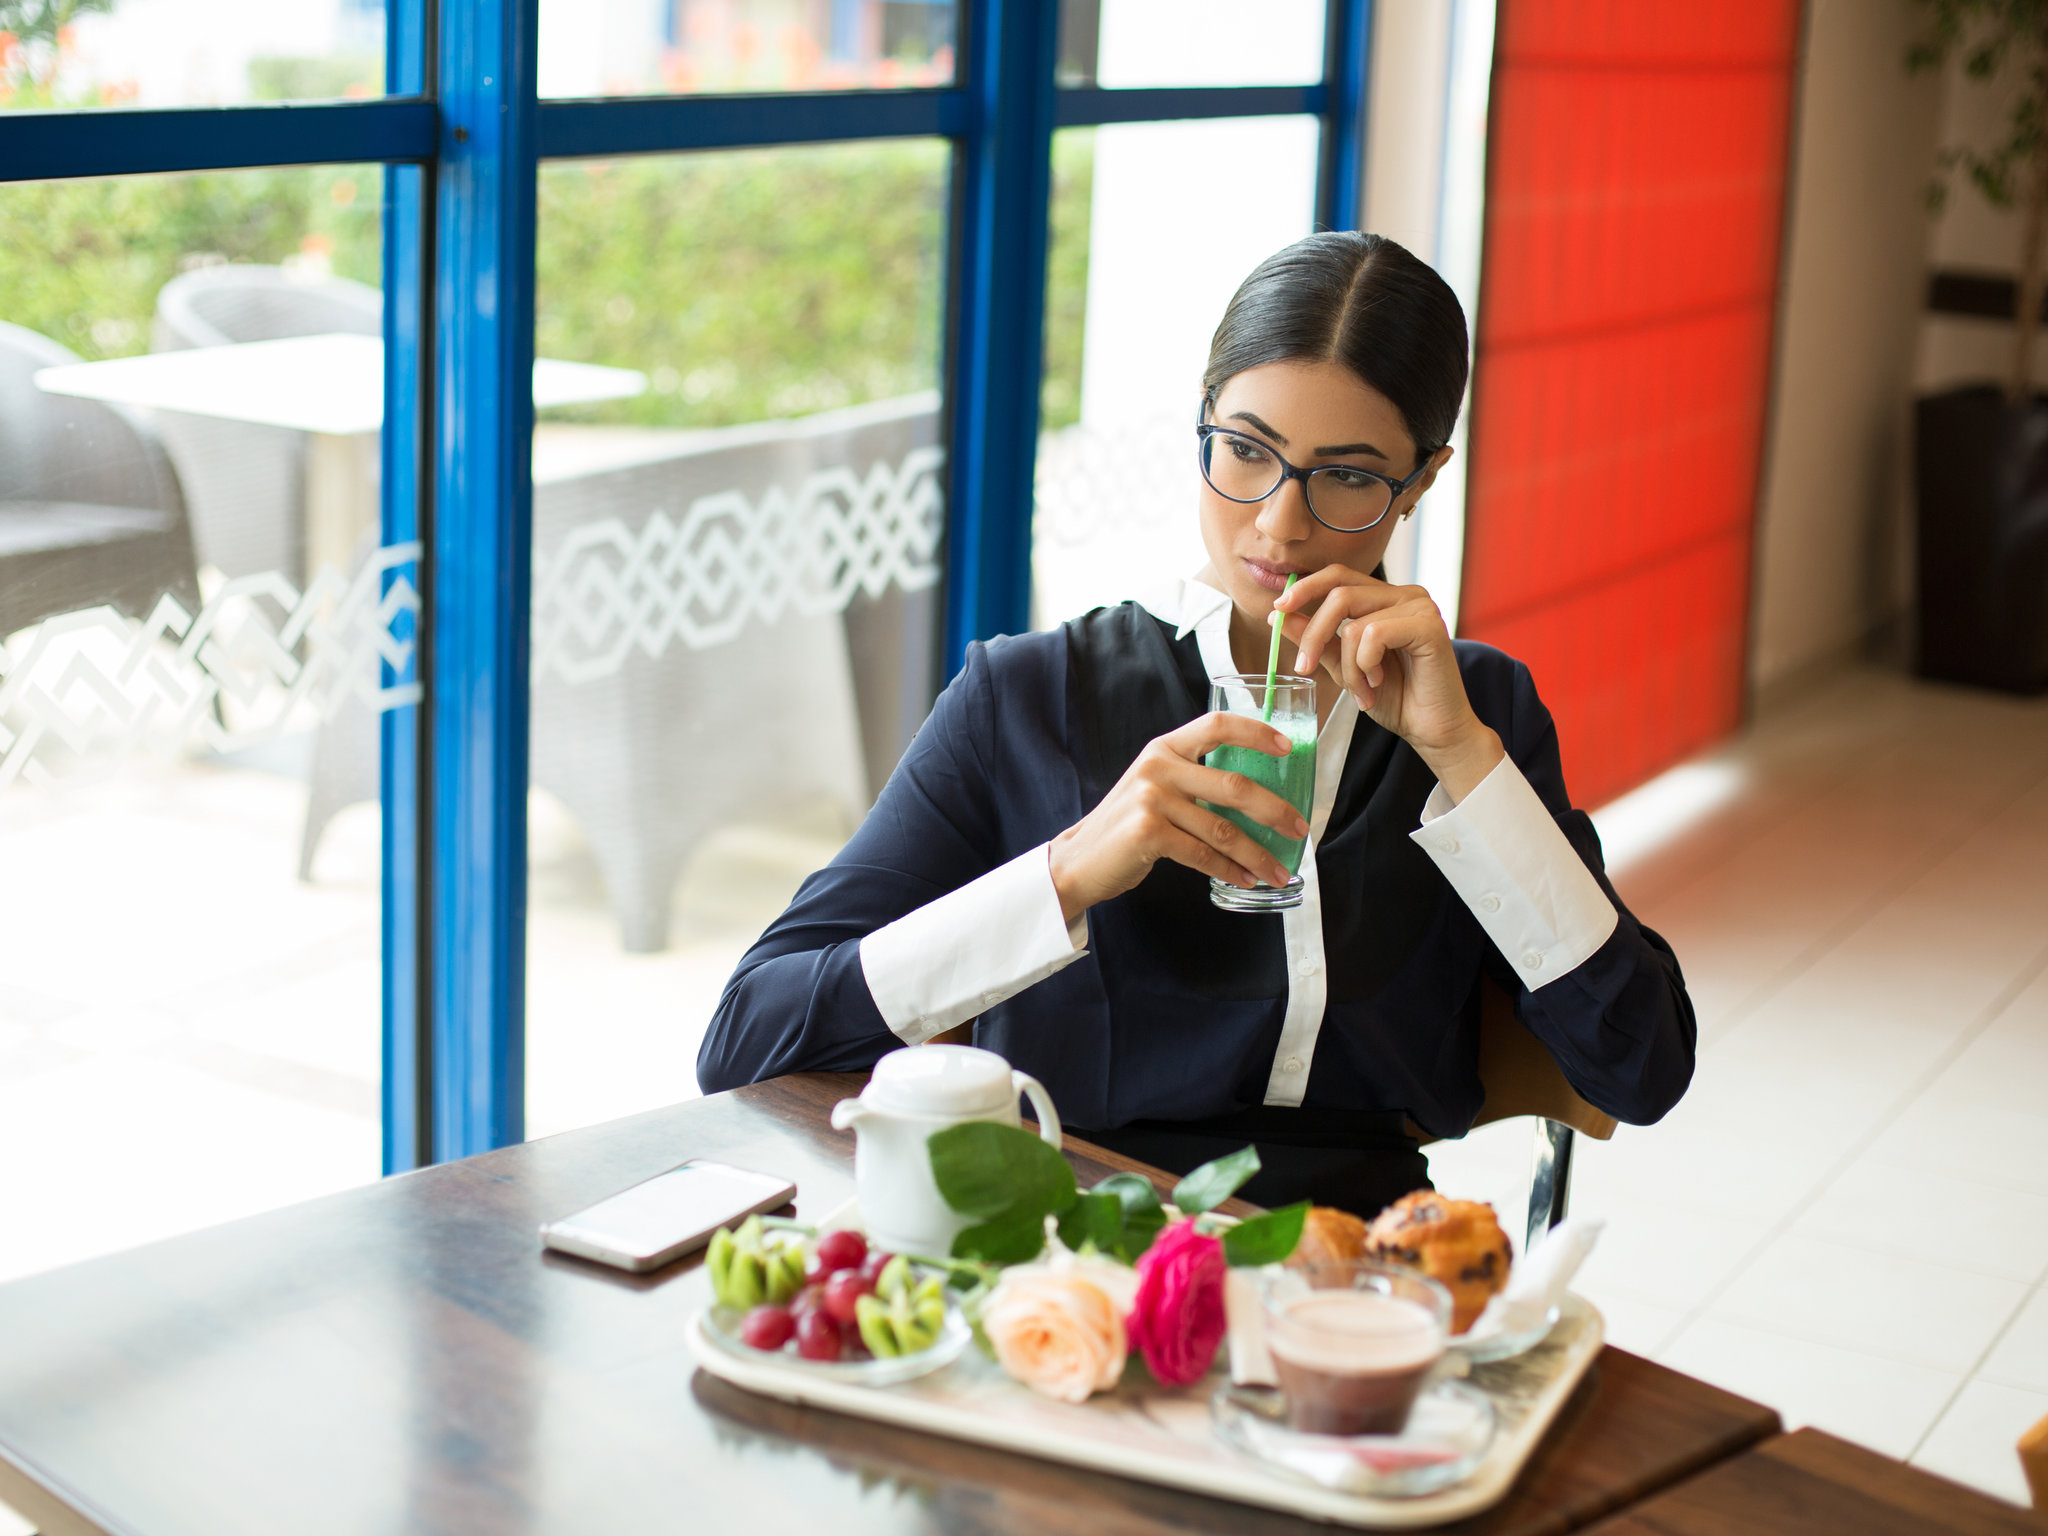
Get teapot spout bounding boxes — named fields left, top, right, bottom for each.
left=829, top=1097, right=868, bottom=1133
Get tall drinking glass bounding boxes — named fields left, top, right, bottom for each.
left=1203, top=674, right=1317, bottom=912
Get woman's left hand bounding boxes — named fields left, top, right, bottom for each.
left=1274, top=565, right=1506, bottom=801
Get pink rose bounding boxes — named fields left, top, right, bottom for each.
left=1128, top=1219, right=1228, bottom=1387
left=981, top=1269, right=1128, bottom=1404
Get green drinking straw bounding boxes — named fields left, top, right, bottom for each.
left=1262, top=572, right=1297, bottom=722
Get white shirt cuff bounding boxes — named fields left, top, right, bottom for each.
left=859, top=843, right=1089, bottom=1045
left=1410, top=756, right=1618, bottom=990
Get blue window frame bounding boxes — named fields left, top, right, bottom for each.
left=0, top=0, right=1373, bottom=1172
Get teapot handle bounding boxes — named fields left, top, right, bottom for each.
left=1012, top=1070, right=1062, bottom=1148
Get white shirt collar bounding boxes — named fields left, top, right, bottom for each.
left=1139, top=572, right=1359, bottom=745
left=1136, top=573, right=1233, bottom=641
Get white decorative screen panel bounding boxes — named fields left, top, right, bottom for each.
left=531, top=434, right=943, bottom=685
left=0, top=542, right=421, bottom=788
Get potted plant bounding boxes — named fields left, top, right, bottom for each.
left=1909, top=0, right=2048, bottom=694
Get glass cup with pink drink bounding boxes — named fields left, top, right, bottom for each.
left=1258, top=1260, right=1453, bottom=1435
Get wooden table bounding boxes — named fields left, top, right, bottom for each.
left=1583, top=1427, right=2042, bottom=1535
left=0, top=1075, right=1780, bottom=1536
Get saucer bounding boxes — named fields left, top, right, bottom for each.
left=1450, top=1303, right=1562, bottom=1364
left=1211, top=1378, right=1496, bottom=1498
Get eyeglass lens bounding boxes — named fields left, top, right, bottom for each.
left=1199, top=430, right=1394, bottom=531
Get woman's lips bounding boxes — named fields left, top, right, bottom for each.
left=1241, top=557, right=1309, bottom=593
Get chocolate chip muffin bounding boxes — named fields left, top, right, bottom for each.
left=1363, top=1191, right=1513, bottom=1333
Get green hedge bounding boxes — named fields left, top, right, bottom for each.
left=0, top=165, right=381, bottom=359
left=0, top=136, right=1094, bottom=428
left=535, top=142, right=948, bottom=430
left=535, top=136, right=1095, bottom=431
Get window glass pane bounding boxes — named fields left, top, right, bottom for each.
left=537, top=0, right=956, bottom=98
left=1057, top=0, right=1325, bottom=89
left=0, top=0, right=384, bottom=109
left=528, top=141, right=948, bottom=1137
left=0, top=165, right=408, bottom=1282
left=1034, top=117, right=1321, bottom=627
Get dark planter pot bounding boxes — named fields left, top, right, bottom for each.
left=1913, top=385, right=2048, bottom=694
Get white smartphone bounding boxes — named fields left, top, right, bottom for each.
left=540, top=1160, right=797, bottom=1273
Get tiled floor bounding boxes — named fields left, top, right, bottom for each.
left=3, top=661, right=2044, bottom=1515
left=1427, top=664, right=2048, bottom=1506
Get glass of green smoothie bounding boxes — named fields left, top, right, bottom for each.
left=1202, top=673, right=1318, bottom=912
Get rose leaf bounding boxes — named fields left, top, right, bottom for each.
left=928, top=1121, right=1077, bottom=1221
left=950, top=1205, right=1050, bottom=1266
left=1055, top=1190, right=1125, bottom=1254
left=1091, top=1172, right=1168, bottom=1261
left=1221, top=1201, right=1310, bottom=1267
left=1171, top=1144, right=1261, bottom=1215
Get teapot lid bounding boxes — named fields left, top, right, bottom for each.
left=868, top=1045, right=1013, bottom=1115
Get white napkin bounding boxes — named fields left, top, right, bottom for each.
left=1463, top=1214, right=1604, bottom=1341
left=1226, top=1268, right=1279, bottom=1386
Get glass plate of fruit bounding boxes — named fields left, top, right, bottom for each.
left=698, top=1219, right=974, bottom=1387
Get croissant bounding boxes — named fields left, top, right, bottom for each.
left=1286, top=1205, right=1369, bottom=1270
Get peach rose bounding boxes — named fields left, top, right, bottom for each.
left=981, top=1268, right=1128, bottom=1404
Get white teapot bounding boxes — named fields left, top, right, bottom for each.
left=830, top=1045, right=1063, bottom=1259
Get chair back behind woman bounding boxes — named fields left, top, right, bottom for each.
left=1471, top=978, right=1618, bottom=1141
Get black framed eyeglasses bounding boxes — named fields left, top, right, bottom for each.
left=1194, top=405, right=1434, bottom=534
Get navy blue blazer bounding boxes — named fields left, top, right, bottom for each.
left=697, top=602, right=1695, bottom=1137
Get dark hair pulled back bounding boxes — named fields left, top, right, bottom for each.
left=1202, top=232, right=1469, bottom=470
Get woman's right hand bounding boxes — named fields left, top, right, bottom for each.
left=1047, top=713, right=1309, bottom=923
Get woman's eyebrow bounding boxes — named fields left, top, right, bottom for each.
left=1227, top=410, right=1390, bottom=461
left=1227, top=410, right=1288, bottom=444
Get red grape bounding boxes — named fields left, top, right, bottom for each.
left=738, top=1304, right=795, bottom=1352
left=788, top=1283, right=825, bottom=1321
left=822, top=1268, right=873, bottom=1325
left=813, top=1229, right=868, bottom=1274
left=795, top=1309, right=843, bottom=1362
left=857, top=1248, right=894, bottom=1285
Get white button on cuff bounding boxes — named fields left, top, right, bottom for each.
left=1481, top=893, right=1502, bottom=912
left=1520, top=952, right=1543, bottom=970
left=1282, top=1057, right=1304, bottom=1074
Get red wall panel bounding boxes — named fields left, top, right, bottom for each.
left=1462, top=0, right=1800, bottom=809
left=1465, top=307, right=1775, bottom=615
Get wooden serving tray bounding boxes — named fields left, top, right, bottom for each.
left=689, top=1290, right=1605, bottom=1528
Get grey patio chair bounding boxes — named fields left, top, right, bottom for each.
left=151, top=264, right=381, bottom=582
left=298, top=395, right=943, bottom=955
left=525, top=393, right=941, bottom=950
left=0, top=321, right=198, bottom=638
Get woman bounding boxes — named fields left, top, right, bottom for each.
left=698, top=232, right=1694, bottom=1216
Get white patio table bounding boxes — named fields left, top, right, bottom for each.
left=34, top=332, right=646, bottom=575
